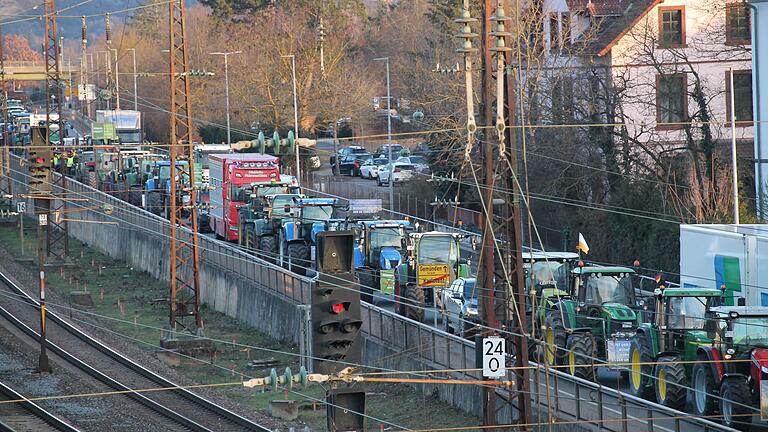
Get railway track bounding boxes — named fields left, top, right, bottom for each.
left=0, top=268, right=271, bottom=432
left=0, top=379, right=81, bottom=432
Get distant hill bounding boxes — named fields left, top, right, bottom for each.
left=0, top=1, right=190, bottom=45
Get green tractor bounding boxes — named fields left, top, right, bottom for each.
left=394, top=232, right=469, bottom=323
left=544, top=265, right=640, bottom=380
left=628, top=286, right=724, bottom=410
left=237, top=177, right=300, bottom=252
left=523, top=252, right=578, bottom=359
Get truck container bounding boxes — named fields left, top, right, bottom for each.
left=96, top=109, right=142, bottom=146
left=680, top=224, right=768, bottom=306
left=208, top=153, right=280, bottom=241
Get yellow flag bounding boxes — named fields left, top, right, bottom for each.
left=576, top=232, right=589, bottom=255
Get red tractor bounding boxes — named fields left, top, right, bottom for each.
left=695, top=306, right=768, bottom=430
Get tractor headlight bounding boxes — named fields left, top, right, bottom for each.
left=725, top=348, right=735, bottom=360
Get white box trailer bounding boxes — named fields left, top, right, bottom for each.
left=680, top=224, right=768, bottom=306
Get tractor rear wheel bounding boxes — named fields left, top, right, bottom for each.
left=287, top=243, right=310, bottom=276
left=544, top=310, right=567, bottom=365
left=403, top=283, right=425, bottom=322
left=128, top=185, right=143, bottom=207
left=357, top=268, right=376, bottom=304
left=628, top=333, right=654, bottom=399
left=147, top=191, right=163, bottom=216
left=259, top=236, right=277, bottom=262
left=720, top=377, right=753, bottom=430
left=654, top=356, right=687, bottom=410
left=692, top=361, right=716, bottom=416
left=566, top=332, right=596, bottom=380
left=88, top=172, right=98, bottom=189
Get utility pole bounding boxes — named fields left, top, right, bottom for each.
left=478, top=0, right=499, bottom=424
left=44, top=0, right=68, bottom=261
left=0, top=22, right=12, bottom=219
left=729, top=68, right=740, bottom=224
left=80, top=16, right=90, bottom=118
left=284, top=55, right=300, bottom=180
left=128, top=48, right=137, bottom=111
left=318, top=18, right=326, bottom=78
left=501, top=0, right=532, bottom=425
left=168, top=0, right=203, bottom=333
left=210, top=51, right=241, bottom=145
left=373, top=57, right=393, bottom=210
left=111, top=48, right=120, bottom=110
left=476, top=0, right=532, bottom=426
left=105, top=13, right=113, bottom=111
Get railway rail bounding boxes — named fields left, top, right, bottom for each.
left=0, top=379, right=81, bottom=432
left=0, top=268, right=271, bottom=432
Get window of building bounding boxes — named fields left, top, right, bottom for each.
left=656, top=74, right=687, bottom=127
left=552, top=78, right=575, bottom=124
left=726, top=3, right=751, bottom=45
left=550, top=13, right=560, bottom=52
left=725, top=70, right=753, bottom=124
left=658, top=7, right=685, bottom=48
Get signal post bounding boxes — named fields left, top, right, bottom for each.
left=312, top=231, right=365, bottom=432
left=28, top=126, right=53, bottom=373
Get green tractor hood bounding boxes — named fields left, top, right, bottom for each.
left=602, top=303, right=637, bottom=321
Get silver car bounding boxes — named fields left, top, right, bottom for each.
left=396, top=155, right=430, bottom=174
left=441, top=277, right=480, bottom=338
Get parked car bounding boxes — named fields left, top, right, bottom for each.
left=441, top=277, right=481, bottom=338
left=337, top=155, right=357, bottom=176
left=359, top=157, right=389, bottom=179
left=396, top=155, right=430, bottom=174
left=331, top=146, right=368, bottom=171
left=351, top=153, right=374, bottom=176
left=300, top=146, right=322, bottom=171
left=377, top=162, right=414, bottom=186
left=374, top=143, right=404, bottom=159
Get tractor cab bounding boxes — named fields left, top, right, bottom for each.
left=358, top=220, right=413, bottom=271
left=651, top=287, right=722, bottom=354
left=146, top=160, right=189, bottom=192
left=628, top=287, right=724, bottom=410
left=712, top=306, right=768, bottom=351
left=709, top=305, right=768, bottom=429
left=394, top=232, right=469, bottom=322
left=523, top=252, right=578, bottom=325
left=572, top=266, right=637, bottom=308
left=354, top=220, right=413, bottom=302
left=544, top=265, right=641, bottom=380
left=238, top=175, right=300, bottom=209
left=279, top=197, right=346, bottom=275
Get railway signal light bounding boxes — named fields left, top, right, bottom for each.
left=311, top=231, right=362, bottom=374
left=28, top=127, right=52, bottom=195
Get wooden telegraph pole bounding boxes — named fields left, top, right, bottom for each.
left=478, top=0, right=532, bottom=427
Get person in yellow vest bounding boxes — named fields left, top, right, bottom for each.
left=53, top=154, right=60, bottom=170
left=66, top=153, right=75, bottom=175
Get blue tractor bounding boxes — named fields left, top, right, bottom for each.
left=278, top=197, right=345, bottom=276
left=352, top=220, right=413, bottom=304
left=144, top=160, right=189, bottom=219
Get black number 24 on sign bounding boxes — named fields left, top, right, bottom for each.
left=482, top=336, right=506, bottom=379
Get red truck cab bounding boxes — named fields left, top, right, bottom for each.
left=208, top=153, right=280, bottom=241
